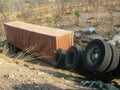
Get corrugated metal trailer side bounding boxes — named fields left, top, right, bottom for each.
left=4, top=21, right=73, bottom=62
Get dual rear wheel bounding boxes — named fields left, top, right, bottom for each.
left=53, top=39, right=119, bottom=73
left=83, top=39, right=119, bottom=73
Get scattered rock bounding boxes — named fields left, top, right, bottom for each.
left=107, top=40, right=116, bottom=46
left=112, top=35, right=120, bottom=43
left=74, top=32, right=81, bottom=38
left=104, top=38, right=110, bottom=41
left=37, top=70, right=46, bottom=75
left=8, top=74, right=15, bottom=79
left=3, top=74, right=15, bottom=80
left=85, top=27, right=96, bottom=35
left=27, top=81, right=31, bottom=84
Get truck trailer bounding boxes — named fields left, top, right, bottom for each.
left=4, top=21, right=73, bottom=63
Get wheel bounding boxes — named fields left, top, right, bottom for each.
left=65, top=46, right=83, bottom=71
left=104, top=44, right=119, bottom=72
left=83, top=39, right=112, bottom=73
left=53, top=48, right=66, bottom=68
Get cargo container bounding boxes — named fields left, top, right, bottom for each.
left=4, top=21, right=73, bottom=63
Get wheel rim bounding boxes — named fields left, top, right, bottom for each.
left=87, top=46, right=100, bottom=66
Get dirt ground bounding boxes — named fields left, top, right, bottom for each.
left=0, top=10, right=120, bottom=90
left=0, top=53, right=90, bottom=90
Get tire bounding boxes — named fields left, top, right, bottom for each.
left=104, top=44, right=119, bottom=72
left=53, top=48, right=66, bottom=68
left=65, top=46, right=83, bottom=71
left=83, top=39, right=112, bottom=73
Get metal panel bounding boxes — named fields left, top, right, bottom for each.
left=4, top=21, right=73, bottom=63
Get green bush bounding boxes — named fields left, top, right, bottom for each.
left=75, top=10, right=80, bottom=18
left=75, top=10, right=81, bottom=26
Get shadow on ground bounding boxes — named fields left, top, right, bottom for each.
left=12, top=84, right=61, bottom=90
left=34, top=69, right=120, bottom=90
left=27, top=59, right=52, bottom=68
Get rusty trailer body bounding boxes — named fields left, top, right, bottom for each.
left=4, top=21, right=73, bottom=63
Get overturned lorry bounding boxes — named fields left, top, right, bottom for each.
left=4, top=21, right=120, bottom=74
left=4, top=21, right=73, bottom=63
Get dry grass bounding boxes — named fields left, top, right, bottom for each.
left=0, top=42, right=52, bottom=64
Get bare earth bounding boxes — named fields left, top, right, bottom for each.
left=0, top=54, right=90, bottom=90
left=0, top=11, right=120, bottom=90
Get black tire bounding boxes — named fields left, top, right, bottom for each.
left=65, top=46, right=83, bottom=71
left=104, top=44, right=119, bottom=72
left=83, top=39, right=112, bottom=73
left=53, top=48, right=66, bottom=68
